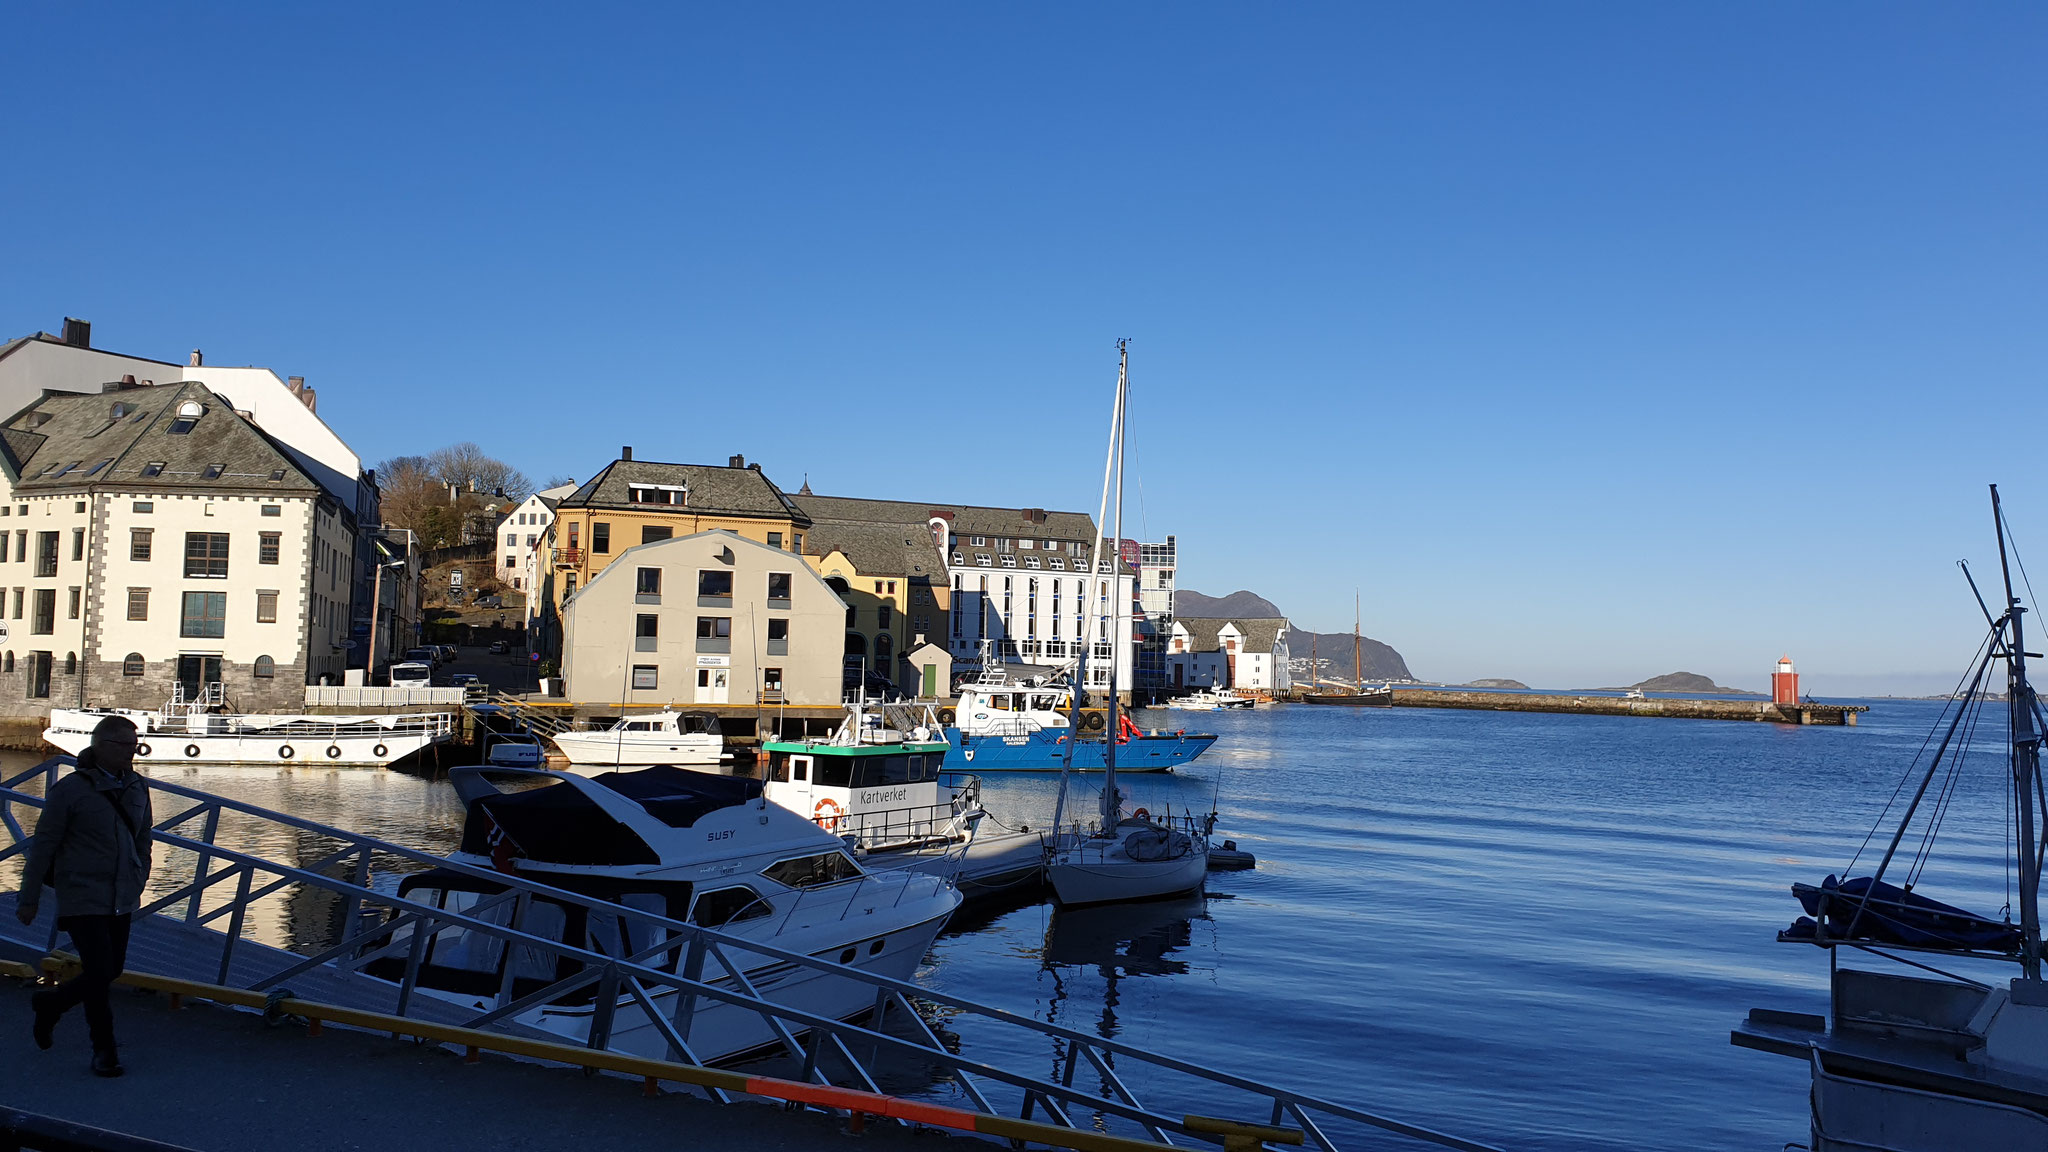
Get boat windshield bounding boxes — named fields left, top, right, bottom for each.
left=761, top=852, right=863, bottom=889
left=812, top=753, right=939, bottom=788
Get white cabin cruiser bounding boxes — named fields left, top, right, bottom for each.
left=367, top=766, right=961, bottom=1065
left=1165, top=689, right=1254, bottom=712
left=45, top=690, right=456, bottom=769
left=549, top=710, right=725, bottom=770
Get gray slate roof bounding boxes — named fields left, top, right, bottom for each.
left=802, top=515, right=946, bottom=580
left=1174, top=617, right=1290, bottom=654
left=561, top=459, right=808, bottom=523
left=3, top=382, right=320, bottom=497
left=797, top=494, right=1102, bottom=555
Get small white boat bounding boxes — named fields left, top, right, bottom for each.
left=1166, top=689, right=1254, bottom=711
left=549, top=710, right=724, bottom=770
left=481, top=730, right=546, bottom=769
left=45, top=692, right=457, bottom=769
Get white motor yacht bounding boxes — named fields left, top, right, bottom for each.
left=370, top=765, right=962, bottom=1064
left=549, top=710, right=725, bottom=770
left=45, top=690, right=456, bottom=769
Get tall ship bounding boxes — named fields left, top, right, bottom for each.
left=1300, top=596, right=1394, bottom=707
left=1733, top=487, right=2048, bottom=1150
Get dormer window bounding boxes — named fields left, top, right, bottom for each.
left=168, top=401, right=203, bottom=435
left=1000, top=555, right=1017, bottom=568
left=269, top=469, right=285, bottom=482
left=109, top=402, right=132, bottom=420
left=1025, top=556, right=1040, bottom=569
left=141, top=461, right=165, bottom=478
left=975, top=554, right=992, bottom=567
left=1050, top=558, right=1065, bottom=571
left=202, top=462, right=224, bottom=480
left=628, top=483, right=686, bottom=505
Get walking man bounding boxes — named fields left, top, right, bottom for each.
left=15, top=716, right=151, bottom=1076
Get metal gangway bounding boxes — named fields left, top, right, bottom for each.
left=0, top=757, right=1502, bottom=1152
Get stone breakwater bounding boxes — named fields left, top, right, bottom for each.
left=1390, top=689, right=1865, bottom=726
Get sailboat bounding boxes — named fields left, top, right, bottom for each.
left=1046, top=342, right=1210, bottom=907
left=1733, top=486, right=2048, bottom=1150
left=1301, top=594, right=1394, bottom=706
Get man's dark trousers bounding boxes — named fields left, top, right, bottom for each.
left=48, top=913, right=133, bottom=1053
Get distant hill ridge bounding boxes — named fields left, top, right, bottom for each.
left=1617, top=671, right=1761, bottom=695
left=1174, top=589, right=1413, bottom=681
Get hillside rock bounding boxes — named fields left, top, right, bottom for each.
left=1462, top=678, right=1529, bottom=689
left=1176, top=589, right=1413, bottom=681
left=1173, top=589, right=1284, bottom=618
left=1631, top=671, right=1753, bottom=694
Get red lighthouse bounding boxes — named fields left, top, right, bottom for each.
left=1772, top=655, right=1800, bottom=705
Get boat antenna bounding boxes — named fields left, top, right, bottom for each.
left=1993, top=483, right=2044, bottom=980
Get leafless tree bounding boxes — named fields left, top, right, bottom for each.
left=428, top=442, right=532, bottom=502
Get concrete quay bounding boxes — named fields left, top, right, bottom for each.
left=0, top=976, right=948, bottom=1152
left=1387, top=688, right=1866, bottom=726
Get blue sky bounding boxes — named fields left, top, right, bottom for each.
left=4, top=5, right=2043, bottom=693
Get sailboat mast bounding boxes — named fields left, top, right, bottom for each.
left=1994, top=483, right=2043, bottom=980
left=1353, top=592, right=1361, bottom=690
left=1102, top=340, right=1128, bottom=828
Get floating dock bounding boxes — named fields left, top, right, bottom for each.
left=1387, top=689, right=1866, bottom=726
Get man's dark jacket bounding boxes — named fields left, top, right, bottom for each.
left=19, top=751, right=153, bottom=917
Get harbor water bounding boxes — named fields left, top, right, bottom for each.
left=1, top=697, right=2016, bottom=1151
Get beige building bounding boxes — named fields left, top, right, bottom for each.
left=0, top=381, right=356, bottom=715
left=560, top=530, right=847, bottom=707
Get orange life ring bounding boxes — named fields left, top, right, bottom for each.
left=1055, top=735, right=1067, bottom=744
left=813, top=797, right=843, bottom=832
left=1132, top=807, right=1149, bottom=820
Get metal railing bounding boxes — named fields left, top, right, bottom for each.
left=0, top=757, right=1501, bottom=1152
left=47, top=710, right=459, bottom=741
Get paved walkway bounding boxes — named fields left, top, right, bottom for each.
left=1, top=977, right=949, bottom=1152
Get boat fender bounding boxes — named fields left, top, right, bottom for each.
left=136, top=742, right=150, bottom=758
left=1175, top=730, right=1185, bottom=738
left=1083, top=712, right=1105, bottom=731
left=937, top=708, right=956, bottom=724
left=326, top=745, right=343, bottom=759
left=279, top=745, right=294, bottom=759
left=184, top=744, right=200, bottom=758
left=373, top=744, right=388, bottom=759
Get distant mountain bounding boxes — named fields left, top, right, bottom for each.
left=1462, top=678, right=1529, bottom=689
left=1175, top=589, right=1414, bottom=682
left=1625, top=671, right=1759, bottom=695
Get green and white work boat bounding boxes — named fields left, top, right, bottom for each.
left=758, top=703, right=1046, bottom=899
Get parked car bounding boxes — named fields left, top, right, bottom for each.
left=438, top=644, right=458, bottom=664
left=477, top=595, right=504, bottom=609
left=389, top=662, right=432, bottom=686
left=403, top=647, right=437, bottom=667
left=488, top=640, right=510, bottom=655
left=450, top=673, right=481, bottom=689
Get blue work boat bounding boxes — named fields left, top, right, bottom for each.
left=942, top=675, right=1216, bottom=773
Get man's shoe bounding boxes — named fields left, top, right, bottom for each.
left=30, top=990, right=57, bottom=1051
left=90, top=1050, right=123, bottom=1078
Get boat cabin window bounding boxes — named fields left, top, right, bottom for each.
left=760, top=852, right=863, bottom=889
left=765, top=752, right=810, bottom=783
left=691, top=886, right=772, bottom=927
left=988, top=694, right=1011, bottom=711
left=1028, top=693, right=1061, bottom=711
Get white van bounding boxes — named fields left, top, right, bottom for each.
left=388, top=662, right=432, bottom=686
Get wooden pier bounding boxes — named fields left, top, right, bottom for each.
left=1386, top=689, right=1866, bottom=726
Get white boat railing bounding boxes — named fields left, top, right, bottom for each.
left=0, top=757, right=1503, bottom=1152
left=305, top=686, right=473, bottom=707
left=1051, top=812, right=1212, bottom=866
left=47, top=711, right=459, bottom=741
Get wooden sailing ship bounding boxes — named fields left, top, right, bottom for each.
left=1301, top=595, right=1394, bottom=706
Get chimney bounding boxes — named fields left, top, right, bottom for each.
left=621, top=446, right=632, bottom=461
left=121, top=374, right=136, bottom=386
left=749, top=462, right=761, bottom=472
left=189, top=349, right=203, bottom=367
left=60, top=318, right=90, bottom=348
left=286, top=376, right=303, bottom=394
left=300, top=387, right=316, bottom=413
left=728, top=454, right=745, bottom=469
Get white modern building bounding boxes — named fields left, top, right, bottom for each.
left=1166, top=618, right=1292, bottom=694
left=793, top=495, right=1138, bottom=696
left=0, top=381, right=357, bottom=715
left=507, top=482, right=575, bottom=597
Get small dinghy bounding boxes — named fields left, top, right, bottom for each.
left=1785, top=874, right=2022, bottom=953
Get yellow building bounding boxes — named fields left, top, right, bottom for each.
left=535, top=451, right=809, bottom=656
left=799, top=514, right=949, bottom=695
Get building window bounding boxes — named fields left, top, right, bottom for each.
left=25, top=651, right=48, bottom=698
left=506, top=532, right=517, bottom=549
left=631, top=665, right=658, bottom=690
left=636, top=567, right=662, bottom=595
left=641, top=525, right=673, bottom=545
left=792, top=533, right=802, bottom=552
left=767, top=532, right=783, bottom=549
left=505, top=555, right=516, bottom=568
left=67, top=588, right=79, bottom=620
left=592, top=522, right=610, bottom=554
left=878, top=605, right=891, bottom=628
left=563, top=574, right=577, bottom=597
left=261, top=505, right=281, bottom=517
left=10, top=588, right=19, bottom=619
left=63, top=652, right=75, bottom=676
left=180, top=591, right=227, bottom=638
left=122, top=653, right=143, bottom=676
left=201, top=462, right=224, bottom=480
left=35, top=532, right=57, bottom=577
left=131, top=528, right=152, bottom=561
left=1025, top=556, right=1040, bottom=569
left=70, top=528, right=83, bottom=562
left=3, top=652, right=11, bottom=673
left=31, top=590, right=55, bottom=635
left=767, top=618, right=789, bottom=642
left=259, top=532, right=281, bottom=565
left=971, top=536, right=987, bottom=547
left=184, top=532, right=230, bottom=578
left=696, top=617, right=730, bottom=638
left=127, top=588, right=148, bottom=621
left=1050, top=558, right=1065, bottom=570
left=257, top=591, right=278, bottom=623
left=767, top=572, right=792, bottom=602
left=139, top=465, right=164, bottom=480
left=1001, top=555, right=1017, bottom=568
left=698, top=570, right=733, bottom=598
left=975, top=554, right=991, bottom=567
left=254, top=655, right=275, bottom=678
left=636, top=613, right=658, bottom=639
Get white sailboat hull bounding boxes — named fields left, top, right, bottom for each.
left=1047, top=834, right=1207, bottom=906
